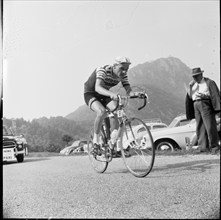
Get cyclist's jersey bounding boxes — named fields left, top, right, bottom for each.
left=84, top=65, right=130, bottom=94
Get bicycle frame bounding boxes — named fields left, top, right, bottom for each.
left=101, top=94, right=147, bottom=147
left=88, top=92, right=155, bottom=177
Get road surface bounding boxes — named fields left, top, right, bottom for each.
left=3, top=153, right=220, bottom=218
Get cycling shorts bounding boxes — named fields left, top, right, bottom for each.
left=84, top=92, right=112, bottom=110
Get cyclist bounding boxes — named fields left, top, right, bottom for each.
left=84, top=56, right=142, bottom=157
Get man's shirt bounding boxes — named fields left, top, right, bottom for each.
left=192, top=77, right=210, bottom=101
left=84, top=65, right=130, bottom=93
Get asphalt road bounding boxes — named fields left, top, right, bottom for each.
left=3, top=153, right=220, bottom=219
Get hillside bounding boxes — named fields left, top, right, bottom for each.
left=3, top=116, right=88, bottom=152
left=66, top=56, right=192, bottom=125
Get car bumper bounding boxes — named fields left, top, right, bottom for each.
left=3, top=147, right=25, bottom=161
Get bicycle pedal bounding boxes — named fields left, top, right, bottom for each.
left=111, top=150, right=122, bottom=158
left=92, top=147, right=102, bottom=156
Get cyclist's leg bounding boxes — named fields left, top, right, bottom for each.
left=106, top=100, right=119, bottom=132
left=90, top=101, right=107, bottom=144
left=84, top=92, right=107, bottom=145
left=104, top=117, right=111, bottom=139
left=106, top=101, right=121, bottom=154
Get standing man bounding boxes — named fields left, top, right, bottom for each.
left=185, top=67, right=220, bottom=153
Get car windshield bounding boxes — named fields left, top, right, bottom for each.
left=168, top=116, right=191, bottom=128
left=168, top=118, right=179, bottom=128
left=179, top=120, right=191, bottom=126
left=3, top=127, right=13, bottom=136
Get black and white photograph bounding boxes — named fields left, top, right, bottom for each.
left=2, top=0, right=220, bottom=219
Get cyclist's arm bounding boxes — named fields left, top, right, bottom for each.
left=123, top=84, right=133, bottom=96
left=95, top=78, right=116, bottom=98
left=124, top=84, right=145, bottom=97
left=124, top=84, right=139, bottom=96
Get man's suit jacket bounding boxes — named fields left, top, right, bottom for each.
left=185, top=77, right=220, bottom=120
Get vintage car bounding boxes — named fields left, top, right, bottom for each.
left=168, top=114, right=193, bottom=128
left=60, top=140, right=87, bottom=155
left=142, top=118, right=168, bottom=131
left=122, top=114, right=196, bottom=152
left=150, top=113, right=221, bottom=151
left=120, top=113, right=220, bottom=152
left=151, top=118, right=196, bottom=151
left=3, top=125, right=28, bottom=162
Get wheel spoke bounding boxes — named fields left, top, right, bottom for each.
left=87, top=129, right=109, bottom=173
left=120, top=117, right=155, bottom=177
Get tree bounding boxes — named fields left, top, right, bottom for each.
left=62, top=134, right=73, bottom=146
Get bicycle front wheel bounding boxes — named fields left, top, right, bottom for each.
left=87, top=129, right=109, bottom=173
left=120, top=117, right=155, bottom=177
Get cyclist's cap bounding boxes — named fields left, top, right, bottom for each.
left=114, top=56, right=131, bottom=65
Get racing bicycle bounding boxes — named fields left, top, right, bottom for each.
left=87, top=93, right=155, bottom=178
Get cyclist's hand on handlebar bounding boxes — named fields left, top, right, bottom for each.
left=130, top=91, right=147, bottom=98
left=110, top=93, right=119, bottom=101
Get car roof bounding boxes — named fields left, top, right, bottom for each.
left=174, top=114, right=186, bottom=120
left=132, top=122, right=167, bottom=131
left=143, top=118, right=163, bottom=123
left=146, top=122, right=167, bottom=126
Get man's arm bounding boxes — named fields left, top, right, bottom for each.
left=123, top=84, right=133, bottom=96
left=95, top=78, right=118, bottom=99
left=124, top=84, right=145, bottom=96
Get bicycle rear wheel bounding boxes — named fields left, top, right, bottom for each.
left=87, top=129, right=109, bottom=173
left=120, top=117, right=155, bottom=177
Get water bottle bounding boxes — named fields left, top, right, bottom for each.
left=116, top=139, right=121, bottom=151
left=110, top=129, right=118, bottom=145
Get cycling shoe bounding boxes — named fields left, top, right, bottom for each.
left=92, top=143, right=102, bottom=156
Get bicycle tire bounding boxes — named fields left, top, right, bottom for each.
left=119, top=117, right=155, bottom=177
left=87, top=128, right=109, bottom=173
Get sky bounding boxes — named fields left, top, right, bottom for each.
left=2, top=0, right=220, bottom=121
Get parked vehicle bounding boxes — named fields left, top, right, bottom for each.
left=142, top=118, right=168, bottom=131
left=121, top=119, right=167, bottom=150
left=3, top=125, right=28, bottom=162
left=122, top=113, right=220, bottom=152
left=60, top=140, right=87, bottom=155
left=130, top=114, right=196, bottom=152
left=60, top=146, right=75, bottom=155
left=168, top=114, right=193, bottom=128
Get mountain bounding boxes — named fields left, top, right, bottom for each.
left=66, top=56, right=192, bottom=125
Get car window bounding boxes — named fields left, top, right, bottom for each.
left=137, top=127, right=145, bottom=133
left=179, top=120, right=191, bottom=126
left=3, top=127, right=13, bottom=136
left=3, top=127, right=8, bottom=136
left=168, top=117, right=191, bottom=128
left=153, top=125, right=167, bottom=129
left=137, top=126, right=150, bottom=133
left=168, top=118, right=179, bottom=128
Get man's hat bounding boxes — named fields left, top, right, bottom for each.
left=192, top=67, right=204, bottom=76
left=114, top=56, right=131, bottom=65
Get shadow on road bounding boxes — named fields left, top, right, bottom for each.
left=152, top=158, right=220, bottom=177
left=105, top=158, right=220, bottom=177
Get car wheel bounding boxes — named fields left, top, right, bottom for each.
left=17, top=154, right=24, bottom=163
left=156, top=141, right=174, bottom=152
left=25, top=147, right=28, bottom=156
